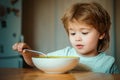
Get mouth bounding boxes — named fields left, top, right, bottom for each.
left=76, top=44, right=84, bottom=49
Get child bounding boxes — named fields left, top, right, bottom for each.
left=12, top=2, right=119, bottom=73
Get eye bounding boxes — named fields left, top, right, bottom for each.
left=70, top=33, right=76, bottom=35
left=82, top=32, right=89, bottom=35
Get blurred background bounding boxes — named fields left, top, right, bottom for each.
left=0, top=0, right=120, bottom=69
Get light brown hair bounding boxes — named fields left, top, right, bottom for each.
left=61, top=2, right=111, bottom=52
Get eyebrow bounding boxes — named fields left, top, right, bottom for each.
left=68, top=27, right=92, bottom=31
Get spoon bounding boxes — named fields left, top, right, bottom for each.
left=24, top=49, right=47, bottom=56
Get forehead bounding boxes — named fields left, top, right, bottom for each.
left=68, top=20, right=93, bottom=30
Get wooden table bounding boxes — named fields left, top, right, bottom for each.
left=0, top=68, right=120, bottom=80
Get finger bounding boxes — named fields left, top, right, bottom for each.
left=12, top=43, right=19, bottom=50
left=17, top=43, right=26, bottom=52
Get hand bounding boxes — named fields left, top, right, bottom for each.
left=12, top=42, right=31, bottom=53
left=12, top=42, right=37, bottom=67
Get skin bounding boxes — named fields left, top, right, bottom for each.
left=68, top=20, right=105, bottom=57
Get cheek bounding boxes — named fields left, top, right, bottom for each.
left=84, top=35, right=99, bottom=46
left=69, top=36, right=74, bottom=44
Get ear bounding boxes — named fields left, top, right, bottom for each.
left=99, top=33, right=105, bottom=40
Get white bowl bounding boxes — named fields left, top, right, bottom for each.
left=32, top=56, right=79, bottom=74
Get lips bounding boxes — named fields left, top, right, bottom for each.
left=76, top=45, right=84, bottom=49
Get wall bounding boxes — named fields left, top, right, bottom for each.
left=115, top=0, right=120, bottom=69
left=22, top=0, right=34, bottom=48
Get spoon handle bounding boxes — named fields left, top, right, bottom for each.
left=24, top=49, right=46, bottom=56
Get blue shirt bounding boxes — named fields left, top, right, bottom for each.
left=47, top=46, right=119, bottom=73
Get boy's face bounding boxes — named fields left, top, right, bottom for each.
left=68, top=21, right=104, bottom=56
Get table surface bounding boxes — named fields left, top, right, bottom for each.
left=0, top=68, right=120, bottom=80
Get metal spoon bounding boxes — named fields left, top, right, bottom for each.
left=24, top=49, right=47, bottom=56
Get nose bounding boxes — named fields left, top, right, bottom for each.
left=75, top=35, right=82, bottom=41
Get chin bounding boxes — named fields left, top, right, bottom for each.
left=76, top=50, right=86, bottom=55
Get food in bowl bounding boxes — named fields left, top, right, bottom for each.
left=32, top=56, right=79, bottom=74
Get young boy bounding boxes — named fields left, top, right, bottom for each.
left=12, top=2, right=119, bottom=73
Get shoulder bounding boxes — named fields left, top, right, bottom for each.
left=100, top=52, right=120, bottom=73
left=100, top=52, right=115, bottom=61
left=95, top=52, right=116, bottom=73
left=98, top=52, right=115, bottom=71
left=99, top=52, right=115, bottom=63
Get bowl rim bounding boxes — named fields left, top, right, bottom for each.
left=32, top=56, right=80, bottom=59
